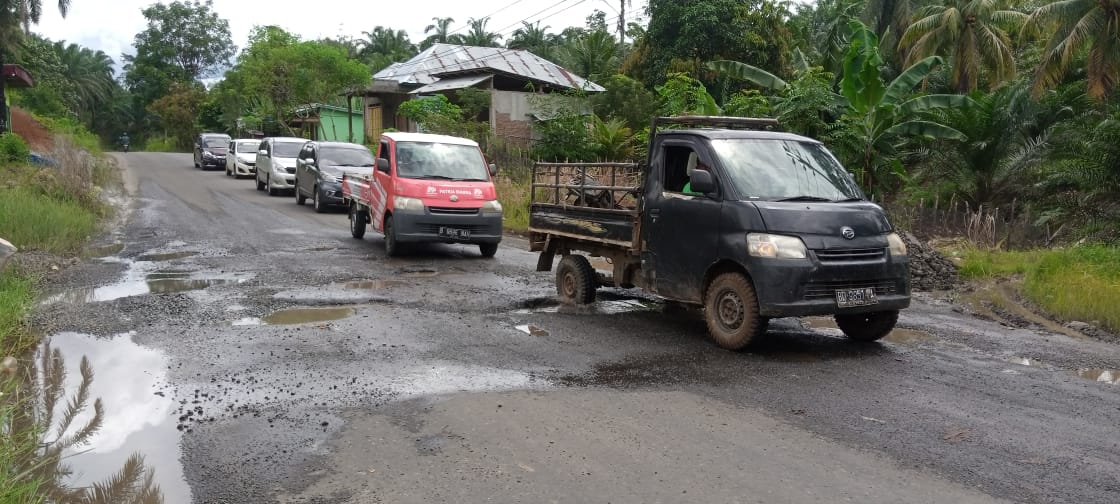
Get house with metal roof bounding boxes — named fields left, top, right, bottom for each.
left=357, top=44, right=603, bottom=145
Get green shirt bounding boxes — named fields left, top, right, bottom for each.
left=682, top=181, right=700, bottom=195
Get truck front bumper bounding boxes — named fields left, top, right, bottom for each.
left=392, top=208, right=503, bottom=245
left=749, top=255, right=910, bottom=318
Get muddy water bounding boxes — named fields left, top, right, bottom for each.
left=803, top=316, right=934, bottom=344
left=261, top=307, right=356, bottom=325
left=343, top=279, right=404, bottom=289
left=85, top=243, right=125, bottom=258
left=136, top=251, right=198, bottom=262
left=1075, top=368, right=1120, bottom=385
left=48, top=277, right=235, bottom=303
left=44, top=332, right=191, bottom=502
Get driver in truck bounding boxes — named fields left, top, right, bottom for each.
left=681, top=152, right=705, bottom=195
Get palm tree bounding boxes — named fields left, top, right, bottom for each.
left=899, top=0, right=1026, bottom=93
left=54, top=42, right=116, bottom=116
left=0, top=0, right=72, bottom=132
left=862, top=0, right=926, bottom=65
left=461, top=17, right=501, bottom=47
left=508, top=21, right=556, bottom=60
left=1025, top=0, right=1120, bottom=99
left=359, top=26, right=417, bottom=71
left=422, top=16, right=457, bottom=49
left=558, top=30, right=618, bottom=80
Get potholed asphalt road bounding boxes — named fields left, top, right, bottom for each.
left=37, top=152, right=1120, bottom=503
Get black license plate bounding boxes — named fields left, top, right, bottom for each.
left=835, top=287, right=878, bottom=308
left=438, top=227, right=471, bottom=239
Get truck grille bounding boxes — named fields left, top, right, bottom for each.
left=802, top=279, right=897, bottom=300
left=417, top=223, right=490, bottom=233
left=814, top=248, right=886, bottom=262
left=429, top=207, right=479, bottom=215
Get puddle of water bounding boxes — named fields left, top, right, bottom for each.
left=231, top=317, right=264, bottom=326
left=262, top=307, right=356, bottom=325
left=49, top=278, right=235, bottom=303
left=145, top=270, right=192, bottom=280
left=515, top=324, right=550, bottom=337
left=804, top=316, right=839, bottom=330
left=1074, top=368, right=1120, bottom=385
left=388, top=363, right=533, bottom=397
left=136, top=251, right=197, bottom=262
left=42, top=332, right=191, bottom=502
left=343, top=279, right=404, bottom=289
left=86, top=243, right=124, bottom=258
left=514, top=298, right=654, bottom=315
left=882, top=328, right=934, bottom=344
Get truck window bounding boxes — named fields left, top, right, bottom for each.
left=378, top=141, right=390, bottom=162
left=663, top=145, right=703, bottom=193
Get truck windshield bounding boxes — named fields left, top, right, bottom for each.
left=395, top=142, right=489, bottom=181
left=710, top=139, right=864, bottom=202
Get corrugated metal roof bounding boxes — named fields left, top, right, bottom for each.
left=374, top=44, right=604, bottom=92
left=409, top=75, right=491, bottom=94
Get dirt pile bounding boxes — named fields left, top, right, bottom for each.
left=901, top=231, right=958, bottom=291
left=10, top=107, right=53, bottom=151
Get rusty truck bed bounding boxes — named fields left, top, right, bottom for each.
left=528, top=162, right=643, bottom=252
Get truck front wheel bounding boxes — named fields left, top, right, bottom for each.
left=556, top=255, right=596, bottom=304
left=384, top=215, right=400, bottom=257
left=835, top=310, right=899, bottom=342
left=704, top=272, right=767, bottom=350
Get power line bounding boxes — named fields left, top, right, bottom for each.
left=493, top=0, right=581, bottom=36
left=448, top=0, right=531, bottom=35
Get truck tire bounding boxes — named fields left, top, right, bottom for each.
left=384, top=215, right=400, bottom=257
left=835, top=310, right=899, bottom=342
left=479, top=243, right=498, bottom=258
left=704, top=272, right=766, bottom=350
left=349, top=204, right=366, bottom=239
left=556, top=255, right=596, bottom=304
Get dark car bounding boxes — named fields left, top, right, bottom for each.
left=194, top=133, right=232, bottom=170
left=294, top=141, right=375, bottom=213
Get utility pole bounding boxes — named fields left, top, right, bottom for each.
left=618, top=0, right=627, bottom=57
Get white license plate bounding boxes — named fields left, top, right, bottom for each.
left=836, top=287, right=878, bottom=308
left=438, top=227, right=471, bottom=239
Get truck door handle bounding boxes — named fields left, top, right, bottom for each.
left=650, top=209, right=660, bottom=222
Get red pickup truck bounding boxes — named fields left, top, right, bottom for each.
left=342, top=132, right=503, bottom=257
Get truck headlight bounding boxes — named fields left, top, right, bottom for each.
left=747, top=233, right=807, bottom=259
left=480, top=200, right=502, bottom=215
left=886, top=232, right=908, bottom=256
left=394, top=196, right=425, bottom=211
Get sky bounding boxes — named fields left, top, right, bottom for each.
left=33, top=0, right=649, bottom=76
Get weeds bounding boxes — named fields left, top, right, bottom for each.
left=141, top=136, right=179, bottom=153
left=496, top=177, right=531, bottom=233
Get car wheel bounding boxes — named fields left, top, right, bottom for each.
left=555, top=255, right=596, bottom=304
left=256, top=175, right=265, bottom=191
left=295, top=181, right=306, bottom=205
left=704, top=272, right=767, bottom=350
left=267, top=175, right=278, bottom=196
left=384, top=215, right=400, bottom=257
left=835, top=310, right=899, bottom=342
left=313, top=186, right=326, bottom=213
left=349, top=204, right=366, bottom=239
left=479, top=243, right=498, bottom=258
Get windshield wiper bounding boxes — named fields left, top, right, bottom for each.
left=776, top=196, right=833, bottom=202
left=835, top=197, right=864, bottom=202
left=418, top=174, right=456, bottom=180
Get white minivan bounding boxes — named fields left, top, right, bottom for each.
left=255, top=137, right=308, bottom=196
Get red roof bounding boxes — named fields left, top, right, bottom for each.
left=3, top=64, right=34, bottom=88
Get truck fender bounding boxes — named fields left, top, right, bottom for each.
left=536, top=235, right=558, bottom=272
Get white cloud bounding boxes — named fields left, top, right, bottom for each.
left=33, top=0, right=648, bottom=78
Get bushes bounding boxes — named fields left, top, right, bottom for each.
left=142, top=135, right=180, bottom=152
left=0, top=134, right=31, bottom=163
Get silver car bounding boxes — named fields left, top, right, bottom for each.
left=226, top=139, right=260, bottom=178
left=255, top=137, right=308, bottom=196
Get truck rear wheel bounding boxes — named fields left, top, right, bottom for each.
left=704, top=272, right=766, bottom=350
left=349, top=204, right=366, bottom=239
left=556, top=255, right=596, bottom=304
left=835, top=310, right=899, bottom=342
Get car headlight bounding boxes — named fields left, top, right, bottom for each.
left=886, top=232, right=908, bottom=256
left=321, top=173, right=340, bottom=183
left=394, top=196, right=425, bottom=211
left=480, top=200, right=502, bottom=215
left=202, top=151, right=214, bottom=158
left=747, top=233, right=807, bottom=259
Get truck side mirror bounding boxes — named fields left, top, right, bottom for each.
left=376, top=158, right=390, bottom=173
left=690, top=169, right=716, bottom=194
left=488, top=163, right=498, bottom=176
left=258, top=149, right=268, bottom=156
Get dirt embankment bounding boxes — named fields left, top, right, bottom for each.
left=10, top=107, right=53, bottom=151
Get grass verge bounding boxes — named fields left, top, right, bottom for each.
left=142, top=135, right=180, bottom=153
left=497, top=177, right=530, bottom=234
left=0, top=189, right=99, bottom=256
left=954, top=245, right=1120, bottom=332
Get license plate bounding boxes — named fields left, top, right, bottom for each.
left=438, top=227, right=471, bottom=239
left=835, top=287, right=878, bottom=308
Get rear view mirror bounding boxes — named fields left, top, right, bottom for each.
left=258, top=149, right=268, bottom=155
left=488, top=163, right=498, bottom=176
left=376, top=158, right=390, bottom=173
left=690, top=170, right=716, bottom=194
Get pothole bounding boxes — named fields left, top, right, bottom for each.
left=47, top=278, right=237, bottom=303
left=136, top=251, right=198, bottom=262
left=261, top=307, right=356, bottom=325
left=1075, top=368, right=1120, bottom=385
left=86, top=243, right=124, bottom=258
left=400, top=268, right=439, bottom=279
left=342, top=280, right=405, bottom=289
left=882, top=328, right=934, bottom=344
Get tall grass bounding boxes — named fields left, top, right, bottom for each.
left=957, top=245, right=1120, bottom=332
left=0, top=189, right=98, bottom=256
left=0, top=270, right=34, bottom=349
left=142, top=135, right=180, bottom=153
left=496, top=177, right=531, bottom=233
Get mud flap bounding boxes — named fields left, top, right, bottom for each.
left=536, top=236, right=557, bottom=272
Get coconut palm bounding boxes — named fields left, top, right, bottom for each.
left=558, top=30, right=618, bottom=80
left=421, top=16, right=458, bottom=49
left=899, top=0, right=1027, bottom=92
left=358, top=26, right=416, bottom=71
left=1025, top=0, right=1120, bottom=99
left=54, top=41, right=115, bottom=115
left=460, top=17, right=502, bottom=47
left=508, top=21, right=556, bottom=60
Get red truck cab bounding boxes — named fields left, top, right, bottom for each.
left=343, top=132, right=503, bottom=257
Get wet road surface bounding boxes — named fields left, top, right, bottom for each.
left=36, top=152, right=1120, bottom=503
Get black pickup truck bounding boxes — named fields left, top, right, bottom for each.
left=528, top=116, right=910, bottom=350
